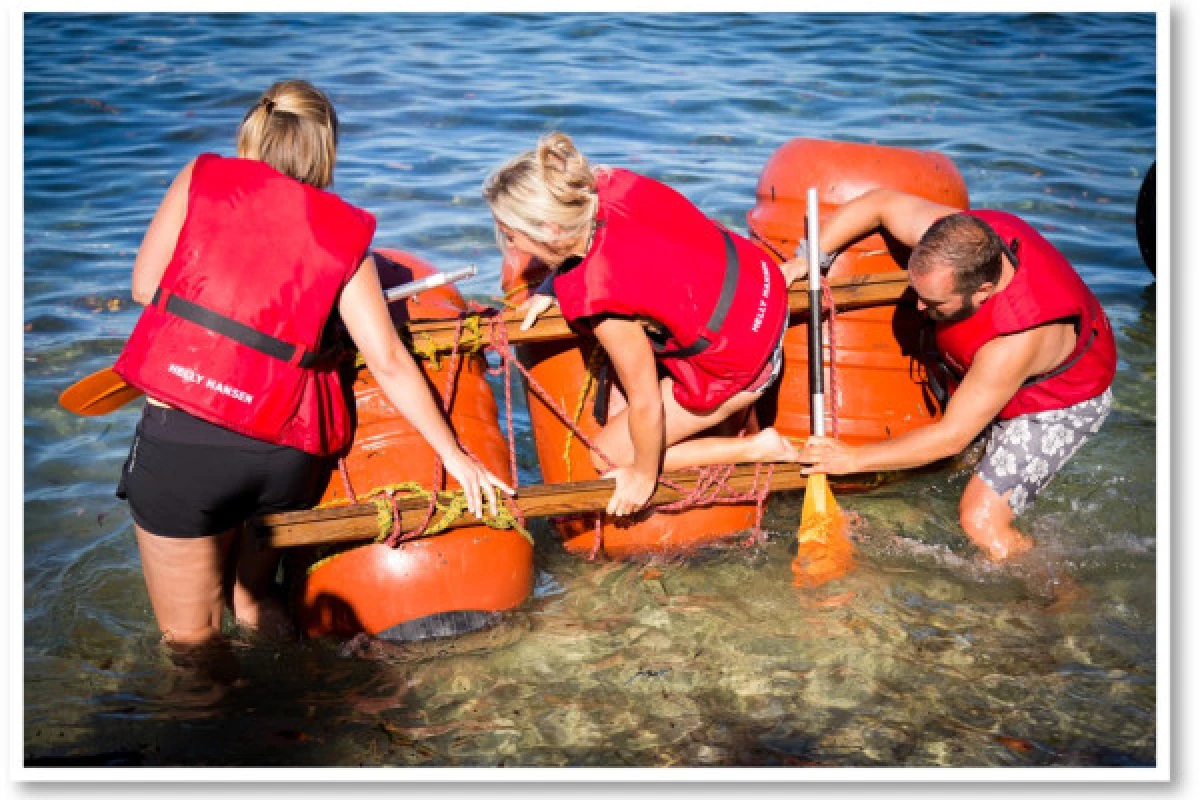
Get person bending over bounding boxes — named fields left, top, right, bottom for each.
left=484, top=132, right=799, bottom=518
left=786, top=189, right=1116, bottom=561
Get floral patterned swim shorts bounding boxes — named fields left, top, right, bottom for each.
left=977, top=387, right=1113, bottom=515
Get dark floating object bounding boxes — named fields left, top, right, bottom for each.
left=376, top=610, right=501, bottom=642
left=1136, top=161, right=1155, bottom=274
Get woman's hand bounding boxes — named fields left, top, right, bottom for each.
left=602, top=465, right=658, bottom=517
left=797, top=435, right=859, bottom=476
left=441, top=448, right=515, bottom=519
left=780, top=254, right=810, bottom=286
left=519, top=293, right=557, bottom=331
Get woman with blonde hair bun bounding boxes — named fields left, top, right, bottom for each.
left=114, top=79, right=512, bottom=656
left=484, top=132, right=799, bottom=518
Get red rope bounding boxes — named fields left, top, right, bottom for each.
left=752, top=464, right=774, bottom=545
left=486, top=314, right=617, bottom=474
left=588, top=514, right=604, bottom=561
left=478, top=304, right=527, bottom=533
left=384, top=315, right=466, bottom=547
left=821, top=283, right=840, bottom=439
left=337, top=456, right=359, bottom=505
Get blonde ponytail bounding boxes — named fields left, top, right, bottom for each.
left=236, top=79, right=338, bottom=189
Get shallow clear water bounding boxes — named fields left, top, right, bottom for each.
left=22, top=12, right=1157, bottom=769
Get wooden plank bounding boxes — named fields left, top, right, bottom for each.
left=256, top=463, right=815, bottom=549
left=404, top=272, right=910, bottom=353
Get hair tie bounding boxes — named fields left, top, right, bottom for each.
left=1003, top=237, right=1021, bottom=268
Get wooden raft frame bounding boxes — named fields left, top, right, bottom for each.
left=254, top=272, right=912, bottom=549
left=256, top=464, right=812, bottom=549
left=407, top=272, right=911, bottom=352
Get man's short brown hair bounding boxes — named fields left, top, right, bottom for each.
left=909, top=213, right=1006, bottom=293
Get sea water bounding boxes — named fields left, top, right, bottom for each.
left=21, top=12, right=1157, bottom=768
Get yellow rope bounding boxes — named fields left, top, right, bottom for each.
left=365, top=487, right=530, bottom=545
left=308, top=481, right=532, bottom=574
left=408, top=313, right=490, bottom=369
left=563, top=344, right=607, bottom=482
left=502, top=281, right=537, bottom=308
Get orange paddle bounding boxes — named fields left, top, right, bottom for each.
left=792, top=188, right=855, bottom=588
left=58, top=367, right=143, bottom=416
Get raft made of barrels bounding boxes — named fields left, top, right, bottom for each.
left=251, top=274, right=915, bottom=549
left=289, top=249, right=533, bottom=640
left=502, top=138, right=968, bottom=560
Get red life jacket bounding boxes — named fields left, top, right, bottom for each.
left=552, top=168, right=788, bottom=414
left=933, top=209, right=1117, bottom=419
left=114, top=153, right=376, bottom=455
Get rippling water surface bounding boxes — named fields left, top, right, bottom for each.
left=22, top=12, right=1157, bottom=770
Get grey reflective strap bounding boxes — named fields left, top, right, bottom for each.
left=1021, top=316, right=1097, bottom=387
left=795, top=239, right=838, bottom=273
left=152, top=288, right=321, bottom=368
left=532, top=271, right=557, bottom=298
left=652, top=229, right=740, bottom=359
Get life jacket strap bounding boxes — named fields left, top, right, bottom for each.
left=1022, top=312, right=1098, bottom=386
left=151, top=287, right=329, bottom=369
left=651, top=228, right=741, bottom=359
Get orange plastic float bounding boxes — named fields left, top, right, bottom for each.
left=748, top=138, right=970, bottom=449
left=292, top=248, right=533, bottom=639
left=502, top=261, right=760, bottom=560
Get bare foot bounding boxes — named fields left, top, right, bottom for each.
left=980, top=530, right=1035, bottom=562
left=747, top=428, right=801, bottom=463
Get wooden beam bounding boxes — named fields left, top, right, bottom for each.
left=256, top=463, right=815, bottom=549
left=405, top=272, right=910, bottom=353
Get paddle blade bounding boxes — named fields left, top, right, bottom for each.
left=58, top=367, right=143, bottom=416
left=792, top=473, right=855, bottom=588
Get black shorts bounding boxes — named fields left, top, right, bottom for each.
left=116, top=404, right=332, bottom=539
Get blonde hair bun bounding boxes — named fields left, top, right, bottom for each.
left=536, top=132, right=596, bottom=207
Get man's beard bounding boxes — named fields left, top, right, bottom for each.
left=927, top=299, right=977, bottom=324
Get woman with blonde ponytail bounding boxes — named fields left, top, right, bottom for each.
left=114, top=80, right=511, bottom=657
left=484, top=132, right=798, bottom=519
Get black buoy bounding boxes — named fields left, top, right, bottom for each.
left=1135, top=161, right=1155, bottom=274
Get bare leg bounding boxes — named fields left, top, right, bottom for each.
left=591, top=377, right=799, bottom=472
left=135, top=524, right=233, bottom=646
left=227, top=526, right=293, bottom=638
left=959, top=474, right=1034, bottom=561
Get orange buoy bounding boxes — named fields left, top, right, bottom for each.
left=502, top=259, right=760, bottom=561
left=748, top=138, right=970, bottom=447
left=293, top=249, right=533, bottom=639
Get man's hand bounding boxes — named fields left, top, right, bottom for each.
left=780, top=254, right=810, bottom=286
left=798, top=435, right=860, bottom=476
